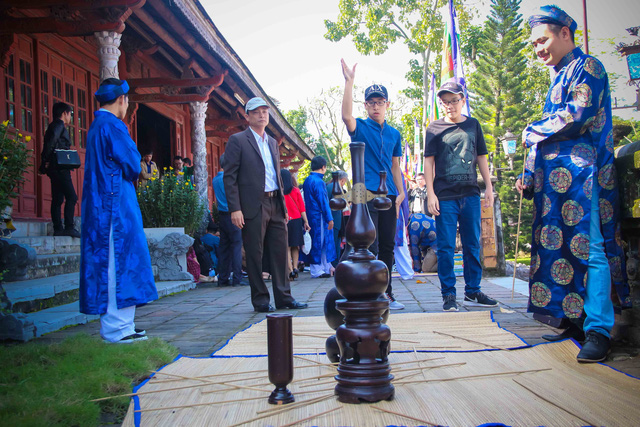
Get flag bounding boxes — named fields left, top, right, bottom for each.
left=414, top=118, right=422, bottom=173
left=426, top=73, right=440, bottom=125
left=440, top=0, right=471, bottom=116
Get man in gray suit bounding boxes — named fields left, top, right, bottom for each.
left=223, top=97, right=308, bottom=313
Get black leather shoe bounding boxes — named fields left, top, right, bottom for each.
left=63, top=228, right=81, bottom=238
left=542, top=323, right=585, bottom=343
left=276, top=300, right=309, bottom=310
left=53, top=229, right=65, bottom=236
left=254, top=304, right=275, bottom=313
left=577, top=331, right=610, bottom=363
left=217, top=281, right=232, bottom=287
left=233, top=279, right=250, bottom=287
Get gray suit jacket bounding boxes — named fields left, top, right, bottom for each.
left=223, top=128, right=286, bottom=220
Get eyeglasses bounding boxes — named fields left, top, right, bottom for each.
left=440, top=98, right=462, bottom=106
left=365, top=100, right=387, bottom=107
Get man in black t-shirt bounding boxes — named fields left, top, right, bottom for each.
left=424, top=81, right=497, bottom=312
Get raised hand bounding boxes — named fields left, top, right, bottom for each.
left=341, top=58, right=357, bottom=83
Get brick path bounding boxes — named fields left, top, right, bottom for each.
left=36, top=271, right=640, bottom=376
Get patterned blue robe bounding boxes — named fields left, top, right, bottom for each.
left=522, top=47, right=630, bottom=319
left=302, top=172, right=336, bottom=264
left=408, top=213, right=437, bottom=272
left=79, top=110, right=157, bottom=314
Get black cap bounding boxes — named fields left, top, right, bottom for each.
left=437, top=81, right=465, bottom=98
left=365, top=84, right=388, bottom=101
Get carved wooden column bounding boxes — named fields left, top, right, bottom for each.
left=94, top=31, right=122, bottom=81
left=189, top=101, right=209, bottom=205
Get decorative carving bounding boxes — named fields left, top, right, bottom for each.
left=146, top=232, right=194, bottom=281
left=0, top=238, right=37, bottom=282
left=0, top=34, right=16, bottom=69
left=94, top=30, right=122, bottom=81
left=189, top=101, right=209, bottom=205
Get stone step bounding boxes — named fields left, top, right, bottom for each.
left=11, top=235, right=81, bottom=255
left=22, top=253, right=81, bottom=281
left=0, top=280, right=196, bottom=341
left=2, top=272, right=80, bottom=313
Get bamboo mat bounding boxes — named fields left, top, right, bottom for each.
left=213, top=312, right=528, bottom=356
left=122, top=339, right=640, bottom=427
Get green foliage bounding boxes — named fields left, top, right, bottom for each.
left=137, top=169, right=206, bottom=235
left=0, top=334, right=178, bottom=426
left=0, top=120, right=33, bottom=215
left=613, top=116, right=640, bottom=146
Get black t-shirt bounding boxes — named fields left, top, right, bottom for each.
left=423, top=117, right=488, bottom=201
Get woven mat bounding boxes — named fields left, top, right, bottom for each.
left=213, top=312, right=527, bottom=356
left=122, top=339, right=640, bottom=427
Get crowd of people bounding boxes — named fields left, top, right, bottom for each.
left=72, top=5, right=624, bottom=363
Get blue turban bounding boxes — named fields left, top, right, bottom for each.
left=528, top=5, right=577, bottom=33
left=94, top=80, right=130, bottom=103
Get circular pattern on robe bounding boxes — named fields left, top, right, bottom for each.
left=605, top=130, right=614, bottom=153
left=422, top=221, right=431, bottom=229
left=570, top=144, right=595, bottom=167
left=570, top=233, right=590, bottom=260
left=581, top=117, right=595, bottom=135
left=543, top=142, right=559, bottom=160
left=583, top=176, right=593, bottom=200
left=531, top=282, right=552, bottom=307
left=410, top=235, right=419, bottom=244
left=615, top=226, right=623, bottom=248
left=543, top=194, right=552, bottom=217
left=571, top=83, right=593, bottom=108
left=551, top=259, right=574, bottom=285
left=534, top=168, right=544, bottom=193
left=428, top=231, right=436, bottom=241
left=549, top=167, right=572, bottom=193
left=524, top=174, right=534, bottom=189
left=411, top=247, right=420, bottom=256
left=541, top=225, right=563, bottom=250
left=530, top=253, right=541, bottom=277
left=535, top=225, right=542, bottom=246
left=599, top=89, right=605, bottom=108
left=598, top=163, right=616, bottom=190
left=526, top=149, right=536, bottom=171
left=592, top=107, right=606, bottom=134
left=550, top=83, right=564, bottom=104
left=411, top=221, right=420, bottom=231
left=562, top=200, right=584, bottom=226
left=609, top=256, right=623, bottom=281
left=599, top=198, right=613, bottom=224
left=562, top=293, right=584, bottom=318
left=584, top=57, right=606, bottom=79
left=532, top=203, right=537, bottom=222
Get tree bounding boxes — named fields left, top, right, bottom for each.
left=468, top=0, right=548, bottom=257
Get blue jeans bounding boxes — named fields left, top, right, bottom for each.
left=583, top=183, right=614, bottom=337
left=435, top=195, right=483, bottom=297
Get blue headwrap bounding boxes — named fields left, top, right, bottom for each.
left=94, top=80, right=130, bottom=103
left=528, top=5, right=577, bottom=33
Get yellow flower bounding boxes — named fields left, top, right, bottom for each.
left=18, top=133, right=22, bottom=138
left=3, top=156, right=7, bottom=160
left=169, top=166, right=173, bottom=170
left=25, top=135, right=31, bottom=142
left=2, top=120, right=9, bottom=127
left=178, top=171, right=184, bottom=175
left=163, top=167, right=167, bottom=170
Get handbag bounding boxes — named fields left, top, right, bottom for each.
left=54, top=149, right=81, bottom=170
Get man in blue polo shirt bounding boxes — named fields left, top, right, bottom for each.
left=212, top=153, right=245, bottom=287
left=341, top=59, right=406, bottom=310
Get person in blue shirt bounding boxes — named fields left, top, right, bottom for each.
left=212, top=153, right=245, bottom=287
left=341, top=59, right=406, bottom=310
left=200, top=221, right=220, bottom=276
left=80, top=78, right=157, bottom=343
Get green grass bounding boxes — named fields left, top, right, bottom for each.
left=0, top=334, right=179, bottom=426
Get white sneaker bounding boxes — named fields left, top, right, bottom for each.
left=104, top=333, right=148, bottom=344
left=387, top=293, right=405, bottom=310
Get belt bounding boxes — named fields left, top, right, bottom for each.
left=264, top=190, right=279, bottom=198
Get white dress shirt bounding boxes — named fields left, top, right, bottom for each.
left=250, top=127, right=279, bottom=192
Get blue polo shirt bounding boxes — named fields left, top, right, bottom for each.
left=212, top=171, right=228, bottom=212
left=348, top=117, right=403, bottom=196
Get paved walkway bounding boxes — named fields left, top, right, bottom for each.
left=35, top=271, right=640, bottom=376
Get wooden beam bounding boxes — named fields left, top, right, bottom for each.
left=128, top=92, right=210, bottom=104
left=205, top=118, right=246, bottom=128
left=0, top=16, right=124, bottom=36
left=206, top=130, right=234, bottom=139
left=133, top=8, right=190, bottom=60
left=210, top=88, right=237, bottom=108
left=127, top=73, right=226, bottom=89
left=2, top=0, right=146, bottom=9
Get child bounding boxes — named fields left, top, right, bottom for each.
left=424, top=80, right=497, bottom=312
left=200, top=221, right=220, bottom=276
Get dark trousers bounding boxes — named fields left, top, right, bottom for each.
left=367, top=195, right=397, bottom=295
left=218, top=212, right=243, bottom=284
left=242, top=197, right=293, bottom=308
left=48, top=169, right=77, bottom=231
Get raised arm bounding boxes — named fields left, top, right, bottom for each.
left=341, top=59, right=357, bottom=133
